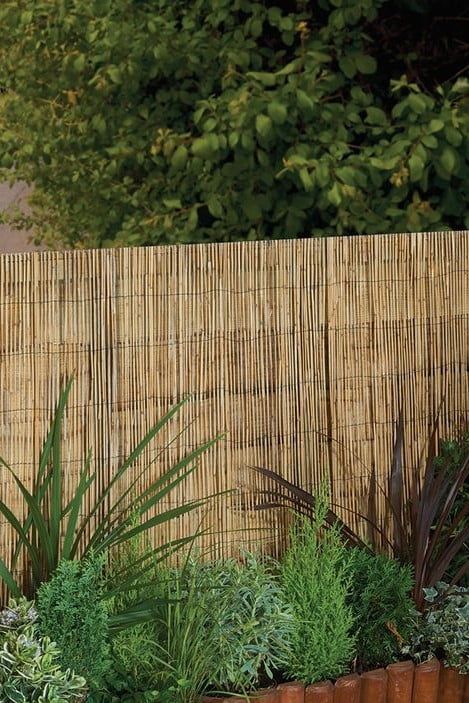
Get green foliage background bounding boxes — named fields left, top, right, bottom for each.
left=346, top=549, right=416, bottom=670
left=37, top=557, right=110, bottom=690
left=0, top=0, right=468, bottom=248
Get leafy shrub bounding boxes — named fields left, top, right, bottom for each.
left=150, top=553, right=293, bottom=699
left=37, top=556, right=110, bottom=690
left=98, top=532, right=161, bottom=701
left=281, top=496, right=355, bottom=683
left=0, top=598, right=87, bottom=702
left=0, top=597, right=37, bottom=631
left=0, top=0, right=468, bottom=248
left=346, top=549, right=416, bottom=669
left=95, top=629, right=160, bottom=703
left=101, top=547, right=292, bottom=701
left=200, top=553, right=294, bottom=692
left=403, top=582, right=469, bottom=674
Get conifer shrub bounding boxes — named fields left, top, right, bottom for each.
left=346, top=548, right=416, bottom=669
left=281, top=496, right=355, bottom=683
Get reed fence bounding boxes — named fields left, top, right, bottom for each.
left=0, top=230, right=469, bottom=594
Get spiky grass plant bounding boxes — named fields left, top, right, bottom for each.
left=0, top=378, right=221, bottom=628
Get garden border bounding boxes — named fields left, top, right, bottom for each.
left=201, top=659, right=469, bottom=702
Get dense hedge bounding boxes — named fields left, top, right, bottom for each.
left=0, top=0, right=468, bottom=247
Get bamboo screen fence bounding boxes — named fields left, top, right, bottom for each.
left=0, top=230, right=469, bottom=593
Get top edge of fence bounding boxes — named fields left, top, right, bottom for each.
left=1, top=229, right=468, bottom=261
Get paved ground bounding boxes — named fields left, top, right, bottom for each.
left=0, top=182, right=44, bottom=253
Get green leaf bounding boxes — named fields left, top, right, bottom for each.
left=279, top=16, right=294, bottom=30
left=107, top=66, right=121, bottom=84
left=256, top=148, right=269, bottom=167
left=50, top=378, right=74, bottom=566
left=76, top=396, right=188, bottom=550
left=10, top=410, right=58, bottom=571
left=428, top=119, right=445, bottom=133
left=439, top=146, right=457, bottom=174
left=0, top=375, right=223, bottom=615
left=339, top=56, right=356, bottom=79
left=355, top=55, right=377, bottom=74
left=246, top=71, right=276, bottom=87
left=207, top=194, right=223, bottom=218
left=267, top=101, right=288, bottom=125
left=408, top=94, right=427, bottom=114
left=20, top=10, right=33, bottom=25
left=241, top=132, right=255, bottom=151
left=327, top=182, right=342, bottom=206
left=315, top=162, right=330, bottom=187
left=0, top=490, right=42, bottom=581
left=387, top=139, right=412, bottom=158
left=299, top=168, right=314, bottom=191
left=286, top=154, right=308, bottom=167
left=191, top=139, right=207, bottom=158
left=308, top=51, right=332, bottom=63
left=171, top=145, right=188, bottom=170
left=409, top=154, right=425, bottom=182
left=94, top=436, right=223, bottom=556
left=276, top=59, right=301, bottom=76
left=267, top=7, right=282, bottom=22
left=0, top=459, right=54, bottom=577
left=421, top=135, right=438, bottom=149
left=228, top=132, right=239, bottom=148
left=336, top=166, right=357, bottom=186
left=296, top=89, right=315, bottom=113
left=192, top=135, right=218, bottom=158
left=0, top=557, right=21, bottom=598
left=193, top=106, right=207, bottom=125
left=450, top=76, right=469, bottom=94
left=243, top=195, right=262, bottom=221
left=365, top=107, right=387, bottom=126
left=255, top=114, right=273, bottom=139
left=250, top=18, right=263, bottom=37
left=369, top=156, right=399, bottom=170
left=187, top=207, right=199, bottom=231
left=330, top=9, right=345, bottom=29
left=61, top=452, right=94, bottom=560
left=445, top=126, right=463, bottom=147
left=73, top=54, right=85, bottom=73
left=2, top=0, right=468, bottom=248
left=202, top=117, right=217, bottom=133
left=91, top=114, right=106, bottom=135
left=163, top=198, right=182, bottom=209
